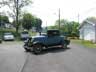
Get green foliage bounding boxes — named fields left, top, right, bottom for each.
left=48, top=19, right=79, bottom=37
left=72, top=39, right=96, bottom=48
left=0, top=0, right=32, bottom=33
left=12, top=19, right=22, bottom=27
left=48, top=25, right=58, bottom=30
left=0, top=15, right=9, bottom=23
left=34, top=18, right=42, bottom=32
left=21, top=13, right=42, bottom=31
left=22, top=13, right=34, bottom=30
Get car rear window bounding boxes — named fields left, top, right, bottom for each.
left=21, top=32, right=28, bottom=34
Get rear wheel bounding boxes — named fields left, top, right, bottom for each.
left=33, top=44, right=42, bottom=54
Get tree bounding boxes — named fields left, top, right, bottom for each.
left=22, top=13, right=34, bottom=30
left=0, top=15, right=9, bottom=23
left=71, top=21, right=79, bottom=37
left=0, top=0, right=32, bottom=33
left=53, top=19, right=79, bottom=37
left=34, top=18, right=42, bottom=32
left=12, top=19, right=22, bottom=28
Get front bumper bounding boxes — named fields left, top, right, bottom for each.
left=24, top=45, right=29, bottom=49
left=23, top=44, right=33, bottom=51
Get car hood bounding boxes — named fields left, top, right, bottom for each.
left=32, top=35, right=46, bottom=39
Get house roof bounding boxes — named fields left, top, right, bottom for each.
left=87, top=17, right=96, bottom=24
left=79, top=18, right=96, bottom=29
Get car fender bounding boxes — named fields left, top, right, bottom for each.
left=32, top=41, right=46, bottom=48
left=33, top=41, right=42, bottom=45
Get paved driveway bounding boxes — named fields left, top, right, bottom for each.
left=0, top=42, right=27, bottom=72
left=0, top=41, right=96, bottom=72
left=21, top=42, right=96, bottom=72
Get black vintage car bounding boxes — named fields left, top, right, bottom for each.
left=23, top=30, right=70, bottom=54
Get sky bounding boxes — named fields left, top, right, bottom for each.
left=27, top=0, right=96, bottom=27
left=1, top=0, right=96, bottom=27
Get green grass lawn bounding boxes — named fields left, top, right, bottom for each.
left=71, top=39, right=96, bottom=48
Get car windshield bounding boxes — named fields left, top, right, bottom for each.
left=4, top=33, right=12, bottom=35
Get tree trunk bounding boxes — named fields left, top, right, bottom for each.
left=16, top=0, right=19, bottom=34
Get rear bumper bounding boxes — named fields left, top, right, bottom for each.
left=4, top=38, right=14, bottom=41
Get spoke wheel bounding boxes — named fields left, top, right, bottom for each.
left=24, top=44, right=30, bottom=52
left=24, top=48, right=30, bottom=52
left=33, top=44, right=42, bottom=54
left=62, top=44, right=67, bottom=48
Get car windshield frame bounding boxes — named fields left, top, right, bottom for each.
left=21, top=32, right=28, bottom=34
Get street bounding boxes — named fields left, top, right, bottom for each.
left=0, top=42, right=27, bottom=72
left=0, top=41, right=96, bottom=72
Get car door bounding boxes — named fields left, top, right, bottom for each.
left=47, top=36, right=61, bottom=46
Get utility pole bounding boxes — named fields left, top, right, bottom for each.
left=78, top=13, right=80, bottom=24
left=46, top=21, right=48, bottom=30
left=58, top=8, right=60, bottom=30
left=0, top=12, right=1, bottom=28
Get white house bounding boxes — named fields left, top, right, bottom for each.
left=0, top=23, right=14, bottom=29
left=79, top=18, right=96, bottom=43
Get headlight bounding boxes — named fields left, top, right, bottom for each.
left=24, top=39, right=28, bottom=43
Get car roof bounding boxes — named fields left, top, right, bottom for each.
left=4, top=32, right=12, bottom=34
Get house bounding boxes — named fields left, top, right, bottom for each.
left=0, top=22, right=14, bottom=29
left=79, top=18, right=96, bottom=43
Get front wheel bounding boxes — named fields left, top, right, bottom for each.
left=24, top=48, right=30, bottom=52
left=33, top=44, right=42, bottom=54
left=62, top=44, right=67, bottom=48
left=24, top=44, right=30, bottom=52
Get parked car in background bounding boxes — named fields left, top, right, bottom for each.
left=0, top=36, right=2, bottom=43
left=20, top=31, right=29, bottom=40
left=3, top=32, right=15, bottom=41
left=23, top=29, right=70, bottom=54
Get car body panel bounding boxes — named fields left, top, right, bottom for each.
left=24, top=30, right=70, bottom=51
left=3, top=32, right=14, bottom=41
left=32, top=35, right=64, bottom=46
left=20, top=31, right=29, bottom=40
